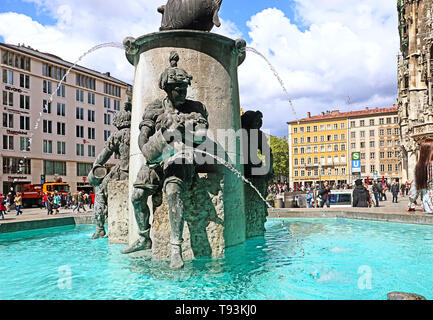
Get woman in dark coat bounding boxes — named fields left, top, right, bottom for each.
left=352, top=179, right=370, bottom=207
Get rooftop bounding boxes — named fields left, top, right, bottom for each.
left=0, top=42, right=131, bottom=88
left=287, top=105, right=398, bottom=124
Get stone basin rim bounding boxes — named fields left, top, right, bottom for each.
left=124, top=30, right=246, bottom=66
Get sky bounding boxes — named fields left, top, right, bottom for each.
left=0, top=0, right=400, bottom=138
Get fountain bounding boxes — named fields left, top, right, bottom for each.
left=96, top=0, right=274, bottom=269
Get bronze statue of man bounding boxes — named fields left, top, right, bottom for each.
left=88, top=103, right=131, bottom=239
left=121, top=52, right=208, bottom=270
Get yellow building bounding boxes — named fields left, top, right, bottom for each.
left=287, top=111, right=349, bottom=189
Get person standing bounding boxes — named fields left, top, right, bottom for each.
left=46, top=193, right=54, bottom=215
left=413, top=142, right=433, bottom=213
left=14, top=193, right=23, bottom=216
left=401, top=182, right=406, bottom=197
left=53, top=192, right=61, bottom=215
left=318, top=181, right=331, bottom=208
left=391, top=180, right=399, bottom=203
left=305, top=190, right=313, bottom=208
left=352, top=179, right=370, bottom=207
left=0, top=199, right=5, bottom=219
left=372, top=180, right=381, bottom=207
left=77, top=191, right=86, bottom=213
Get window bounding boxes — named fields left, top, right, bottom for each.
left=369, top=119, right=375, bottom=126
left=379, top=129, right=384, bottom=136
left=327, top=156, right=332, bottom=164
left=334, top=155, right=339, bottom=164
left=327, top=144, right=332, bottom=152
left=19, top=74, right=30, bottom=89
left=300, top=137, right=305, bottom=143
left=313, top=126, right=318, bottom=132
left=76, top=143, right=84, bottom=156
left=386, top=117, right=392, bottom=124
left=20, top=95, right=30, bottom=109
left=104, top=97, right=111, bottom=109
left=43, top=140, right=53, bottom=154
left=43, top=160, right=66, bottom=175
left=307, top=137, right=311, bottom=143
left=360, top=120, right=365, bottom=126
left=43, top=80, right=52, bottom=94
left=76, top=89, right=84, bottom=102
left=380, top=140, right=384, bottom=147
left=293, top=128, right=297, bottom=134
left=340, top=122, right=345, bottom=129
left=76, top=125, right=84, bottom=138
left=3, top=91, right=13, bottom=106
left=341, top=155, right=346, bottom=163
left=341, top=134, right=345, bottom=140
left=42, top=100, right=52, bottom=114
left=104, top=114, right=111, bottom=125
left=333, top=123, right=338, bottom=130
left=76, top=107, right=84, bottom=120
left=326, top=124, right=331, bottom=130
left=387, top=128, right=392, bottom=135
left=57, top=103, right=66, bottom=116
left=294, top=148, right=298, bottom=154
left=57, top=141, right=66, bottom=155
left=300, top=127, right=304, bottom=133
left=395, top=151, right=400, bottom=158
left=313, top=136, right=318, bottom=143
left=395, top=164, right=399, bottom=171
left=301, top=170, right=305, bottom=177
left=369, top=130, right=375, bottom=137
left=88, top=127, right=95, bottom=140
left=380, top=152, right=384, bottom=159
left=88, top=110, right=95, bottom=122
left=360, top=142, right=365, bottom=148
left=360, top=131, right=365, bottom=138
left=350, top=121, right=355, bottom=128
left=320, top=125, right=325, bottom=131
left=57, top=122, right=66, bottom=136
left=294, top=158, right=299, bottom=165
left=313, top=146, right=318, bottom=153
left=370, top=152, right=375, bottom=159
left=334, top=168, right=339, bottom=176
left=395, top=128, right=399, bottom=135
left=369, top=141, right=375, bottom=148
left=388, top=151, right=393, bottom=158
left=379, top=118, right=384, bottom=124
left=3, top=157, right=31, bottom=174
left=360, top=153, right=365, bottom=159
left=314, top=157, right=318, bottom=164
left=380, top=164, right=385, bottom=172
left=334, top=144, right=338, bottom=151
left=394, top=117, right=399, bottom=124
left=88, top=92, right=95, bottom=105
left=300, top=147, right=305, bottom=154
left=370, top=165, right=375, bottom=173
left=387, top=140, right=392, bottom=146
left=293, top=138, right=298, bottom=144
left=351, top=132, right=356, bottom=139
left=56, top=84, right=66, bottom=98
left=2, top=135, right=13, bottom=150
left=294, top=170, right=298, bottom=177
left=2, top=113, right=13, bottom=128
left=327, top=135, right=331, bottom=141
left=320, top=145, right=325, bottom=152
left=2, top=51, right=30, bottom=71
left=20, top=137, right=30, bottom=152
left=351, top=143, right=355, bottom=149
left=77, top=163, right=93, bottom=176
left=2, top=69, right=14, bottom=85
left=306, top=126, right=311, bottom=133
left=88, top=145, right=95, bottom=157
left=320, top=135, right=325, bottom=142
left=342, top=168, right=346, bottom=175
left=306, top=146, right=311, bottom=153
left=388, top=164, right=393, bottom=171
left=341, top=144, right=346, bottom=151
left=19, top=116, right=30, bottom=130
left=334, top=134, right=338, bottom=141
left=361, top=166, right=365, bottom=173
left=43, top=120, right=52, bottom=133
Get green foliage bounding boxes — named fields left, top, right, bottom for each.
left=269, top=136, right=290, bottom=177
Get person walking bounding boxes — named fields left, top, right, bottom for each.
left=401, top=182, right=406, bottom=198
left=53, top=192, right=61, bottom=215
left=78, top=191, right=86, bottom=212
left=6, top=193, right=12, bottom=213
left=372, top=180, right=381, bottom=207
left=46, top=193, right=54, bottom=215
left=318, top=181, right=331, bottom=208
left=42, top=192, right=48, bottom=210
left=65, top=192, right=72, bottom=209
left=14, top=193, right=23, bottom=216
left=391, top=180, right=399, bottom=203
left=352, top=179, right=370, bottom=207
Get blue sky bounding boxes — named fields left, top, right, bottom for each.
left=0, top=0, right=400, bottom=138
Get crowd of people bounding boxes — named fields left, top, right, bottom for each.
left=0, top=190, right=94, bottom=218
left=267, top=179, right=415, bottom=210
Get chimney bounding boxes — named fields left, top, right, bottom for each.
left=104, top=72, right=111, bottom=77
left=307, top=112, right=311, bottom=118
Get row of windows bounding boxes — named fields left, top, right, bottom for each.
left=350, top=128, right=399, bottom=138
left=294, top=167, right=347, bottom=177
left=2, top=50, right=31, bottom=71
left=2, top=113, right=31, bottom=130
left=294, top=144, right=346, bottom=154
left=76, top=73, right=96, bottom=90
left=294, top=155, right=347, bottom=166
left=350, top=117, right=399, bottom=128
left=294, top=134, right=346, bottom=144
left=350, top=140, right=400, bottom=149
left=360, top=164, right=400, bottom=174
left=2, top=157, right=31, bottom=174
left=42, top=139, right=96, bottom=157
left=42, top=63, right=67, bottom=82
left=2, top=69, right=30, bottom=89
left=293, top=122, right=346, bottom=133
left=104, top=82, right=121, bottom=98
left=356, top=151, right=400, bottom=159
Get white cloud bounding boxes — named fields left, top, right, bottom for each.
left=0, top=0, right=400, bottom=137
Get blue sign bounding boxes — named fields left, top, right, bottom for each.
left=352, top=160, right=361, bottom=173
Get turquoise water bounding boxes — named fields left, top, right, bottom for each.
left=1, top=218, right=433, bottom=300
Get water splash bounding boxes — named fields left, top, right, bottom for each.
left=243, top=47, right=298, bottom=121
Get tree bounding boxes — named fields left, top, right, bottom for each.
left=269, top=135, right=290, bottom=178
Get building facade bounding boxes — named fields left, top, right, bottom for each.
left=288, top=111, right=349, bottom=189
left=288, top=107, right=401, bottom=189
left=1, top=42, right=132, bottom=194
left=397, top=0, right=433, bottom=182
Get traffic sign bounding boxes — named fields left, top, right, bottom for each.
left=352, top=152, right=360, bottom=160
left=352, top=159, right=361, bottom=173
